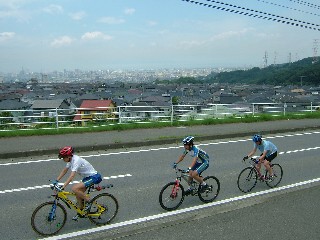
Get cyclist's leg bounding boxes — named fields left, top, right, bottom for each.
left=191, top=161, right=209, bottom=184
left=72, top=181, right=88, bottom=209
left=72, top=176, right=96, bottom=208
left=256, top=153, right=263, bottom=173
left=264, top=152, right=277, bottom=176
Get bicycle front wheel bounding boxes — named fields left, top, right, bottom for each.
left=31, top=201, right=67, bottom=236
left=159, top=182, right=184, bottom=211
left=198, top=176, right=220, bottom=203
left=265, top=164, right=283, bottom=188
left=88, top=193, right=119, bottom=226
left=237, top=167, right=258, bottom=193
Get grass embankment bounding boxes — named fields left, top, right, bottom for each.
left=0, top=111, right=319, bottom=138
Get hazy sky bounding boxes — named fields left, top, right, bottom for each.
left=1, top=0, right=319, bottom=73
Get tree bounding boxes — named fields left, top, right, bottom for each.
left=0, top=112, right=14, bottom=128
left=172, top=96, right=180, bottom=105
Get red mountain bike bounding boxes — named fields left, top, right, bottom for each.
left=159, top=168, right=220, bottom=211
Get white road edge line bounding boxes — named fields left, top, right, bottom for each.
left=0, top=174, right=132, bottom=194
left=41, top=177, right=320, bottom=240
left=1, top=131, right=320, bottom=166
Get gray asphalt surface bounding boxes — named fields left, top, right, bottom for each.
left=1, top=118, right=320, bottom=160
left=2, top=118, right=320, bottom=240
left=81, top=182, right=320, bottom=240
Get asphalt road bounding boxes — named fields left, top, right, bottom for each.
left=95, top=183, right=320, bottom=240
left=1, top=125, right=320, bottom=240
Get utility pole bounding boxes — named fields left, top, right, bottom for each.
left=299, top=76, right=306, bottom=87
left=273, top=51, right=278, bottom=65
left=312, top=39, right=319, bottom=64
left=263, top=51, right=268, bottom=68
left=288, top=52, right=292, bottom=64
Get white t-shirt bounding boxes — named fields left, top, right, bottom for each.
left=66, top=155, right=97, bottom=178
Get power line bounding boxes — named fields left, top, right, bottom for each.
left=288, top=0, right=320, bottom=10
left=257, top=0, right=320, bottom=17
left=181, top=0, right=320, bottom=31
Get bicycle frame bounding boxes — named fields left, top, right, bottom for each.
left=51, top=184, right=105, bottom=217
left=247, top=159, right=264, bottom=180
left=248, top=158, right=273, bottom=181
left=172, top=168, right=198, bottom=195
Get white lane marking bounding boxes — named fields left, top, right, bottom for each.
left=284, top=146, right=320, bottom=154
left=41, top=177, right=320, bottom=240
left=1, top=131, right=320, bottom=166
left=0, top=174, right=132, bottom=194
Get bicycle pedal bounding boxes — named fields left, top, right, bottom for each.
left=191, top=191, right=198, bottom=196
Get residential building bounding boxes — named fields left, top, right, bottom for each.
left=74, top=99, right=117, bottom=126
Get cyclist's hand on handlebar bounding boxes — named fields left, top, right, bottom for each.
left=172, top=163, right=177, bottom=169
left=52, top=179, right=59, bottom=185
left=242, top=156, right=248, bottom=161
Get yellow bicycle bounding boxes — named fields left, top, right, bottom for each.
left=31, top=182, right=119, bottom=236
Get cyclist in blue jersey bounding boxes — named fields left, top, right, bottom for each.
left=173, top=136, right=210, bottom=195
left=243, top=134, right=278, bottom=180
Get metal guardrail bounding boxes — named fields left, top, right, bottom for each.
left=0, top=102, right=318, bottom=131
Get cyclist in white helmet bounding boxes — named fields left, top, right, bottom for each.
left=173, top=136, right=210, bottom=195
left=243, top=134, right=278, bottom=180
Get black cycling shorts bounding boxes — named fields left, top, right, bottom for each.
left=262, top=151, right=278, bottom=162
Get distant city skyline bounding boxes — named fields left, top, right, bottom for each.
left=1, top=0, right=319, bottom=73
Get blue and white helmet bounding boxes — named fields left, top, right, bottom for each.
left=182, top=136, right=194, bottom=145
left=252, top=134, right=262, bottom=142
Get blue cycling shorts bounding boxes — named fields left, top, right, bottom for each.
left=82, top=173, right=102, bottom=188
left=191, top=161, right=209, bottom=175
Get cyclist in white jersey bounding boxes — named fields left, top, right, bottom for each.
left=243, top=134, right=278, bottom=180
left=53, top=146, right=102, bottom=212
left=173, top=136, right=210, bottom=195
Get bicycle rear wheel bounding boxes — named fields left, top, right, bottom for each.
left=265, top=164, right=283, bottom=188
left=237, top=167, right=258, bottom=193
left=198, top=176, right=220, bottom=203
left=31, top=201, right=67, bottom=236
left=159, top=182, right=184, bottom=211
left=88, top=193, right=119, bottom=226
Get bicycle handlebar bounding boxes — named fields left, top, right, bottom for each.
left=242, top=157, right=260, bottom=166
left=174, top=168, right=190, bottom=174
left=50, top=183, right=64, bottom=191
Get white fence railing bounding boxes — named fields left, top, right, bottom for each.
left=0, top=102, right=318, bottom=131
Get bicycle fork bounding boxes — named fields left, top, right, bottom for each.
left=171, top=179, right=180, bottom=199
left=48, top=200, right=58, bottom=222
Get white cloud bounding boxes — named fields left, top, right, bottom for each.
left=98, top=17, right=125, bottom=24
left=178, top=28, right=252, bottom=48
left=50, top=36, right=73, bottom=47
left=69, top=11, right=86, bottom=20
left=0, top=32, right=15, bottom=41
left=81, top=31, right=113, bottom=41
left=124, top=8, right=135, bottom=15
left=42, top=4, right=63, bottom=14
left=0, top=3, right=31, bottom=22
left=147, top=21, right=157, bottom=26
left=210, top=28, right=250, bottom=41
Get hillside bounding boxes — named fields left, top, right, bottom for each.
left=207, top=57, right=320, bottom=85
